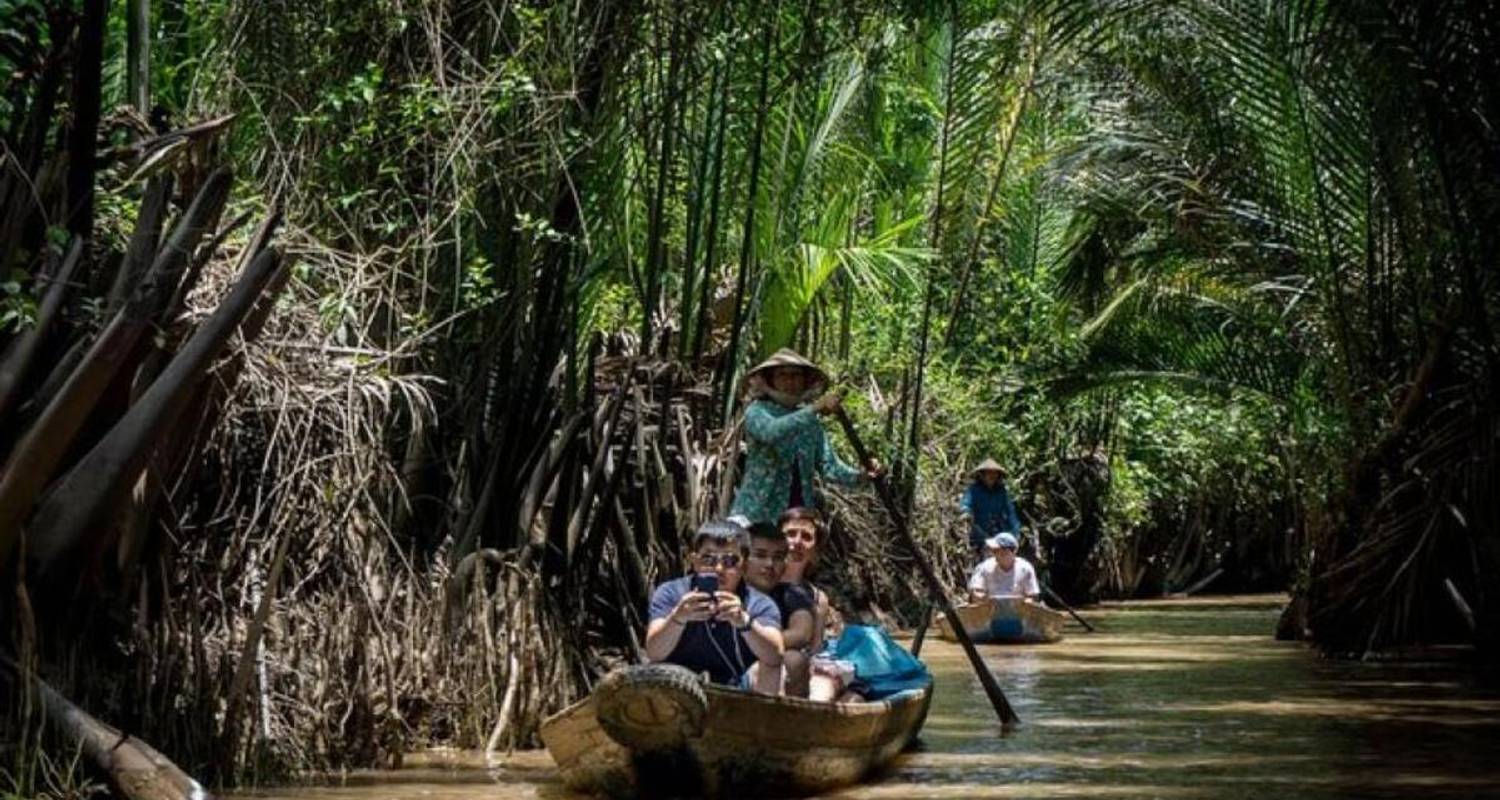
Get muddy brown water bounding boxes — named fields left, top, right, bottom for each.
left=229, top=595, right=1500, bottom=799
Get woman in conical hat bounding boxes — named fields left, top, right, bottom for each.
left=972, top=458, right=1006, bottom=478
left=728, top=349, right=879, bottom=526
left=959, top=457, right=1020, bottom=562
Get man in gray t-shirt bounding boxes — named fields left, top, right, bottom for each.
left=644, top=521, right=783, bottom=690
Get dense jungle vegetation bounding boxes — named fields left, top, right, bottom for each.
left=1, top=0, right=1496, bottom=792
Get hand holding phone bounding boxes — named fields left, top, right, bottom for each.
left=689, top=572, right=719, bottom=595
left=671, top=576, right=718, bottom=625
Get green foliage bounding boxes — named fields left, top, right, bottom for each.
left=0, top=270, right=36, bottom=334
left=110, top=0, right=1492, bottom=665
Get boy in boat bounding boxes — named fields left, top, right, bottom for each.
left=967, top=532, right=1040, bottom=602
left=959, top=458, right=1021, bottom=562
left=729, top=349, right=881, bottom=527
left=743, top=522, right=817, bottom=695
left=646, top=520, right=784, bottom=693
left=743, top=509, right=858, bottom=699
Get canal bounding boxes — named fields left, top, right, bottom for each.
left=231, top=595, right=1500, bottom=799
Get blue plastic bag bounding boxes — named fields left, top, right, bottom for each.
left=823, top=624, right=931, bottom=700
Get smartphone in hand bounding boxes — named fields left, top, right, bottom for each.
left=690, top=572, right=719, bottom=595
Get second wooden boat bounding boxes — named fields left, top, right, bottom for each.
left=539, top=663, right=932, bottom=798
left=934, top=596, right=1067, bottom=644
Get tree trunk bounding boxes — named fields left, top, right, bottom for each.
left=65, top=0, right=110, bottom=241
left=127, top=0, right=151, bottom=114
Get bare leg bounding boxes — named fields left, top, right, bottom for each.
left=783, top=649, right=810, bottom=698
left=751, top=659, right=782, bottom=695
left=808, top=673, right=843, bottom=702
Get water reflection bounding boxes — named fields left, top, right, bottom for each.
left=230, top=595, right=1500, bottom=799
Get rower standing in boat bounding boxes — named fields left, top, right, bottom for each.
left=728, top=349, right=881, bottom=527
left=959, top=458, right=1021, bottom=563
left=645, top=520, right=785, bottom=693
left=967, top=532, right=1041, bottom=603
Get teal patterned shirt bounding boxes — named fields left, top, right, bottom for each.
left=729, top=399, right=862, bottom=525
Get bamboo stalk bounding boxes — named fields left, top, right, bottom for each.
left=64, top=0, right=108, bottom=240
left=640, top=2, right=684, bottom=342
left=692, top=62, right=731, bottom=362
left=126, top=0, right=151, bottom=114
left=717, top=0, right=781, bottom=423
left=904, top=0, right=962, bottom=501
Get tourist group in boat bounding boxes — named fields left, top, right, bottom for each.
left=540, top=348, right=1065, bottom=797
left=643, top=348, right=1047, bottom=698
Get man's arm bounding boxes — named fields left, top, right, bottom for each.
left=742, top=618, right=785, bottom=668
left=1020, top=563, right=1042, bottom=600
left=783, top=608, right=817, bottom=651
left=967, top=564, right=989, bottom=601
left=644, top=587, right=712, bottom=662
left=717, top=591, right=784, bottom=667
left=644, top=617, right=687, bottom=662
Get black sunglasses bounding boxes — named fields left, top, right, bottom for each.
left=695, top=552, right=742, bottom=568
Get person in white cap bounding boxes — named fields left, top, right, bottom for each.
left=967, top=532, right=1040, bottom=602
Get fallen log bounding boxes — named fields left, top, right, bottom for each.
left=1, top=656, right=215, bottom=800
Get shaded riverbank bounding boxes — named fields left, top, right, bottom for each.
left=230, top=595, right=1500, bottom=799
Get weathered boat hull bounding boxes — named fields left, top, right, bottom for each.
left=539, top=672, right=932, bottom=798
left=935, top=596, right=1066, bottom=644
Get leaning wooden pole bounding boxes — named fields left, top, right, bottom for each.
left=1041, top=583, right=1096, bottom=632
left=833, top=407, right=1019, bottom=727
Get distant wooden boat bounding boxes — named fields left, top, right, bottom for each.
left=934, top=596, right=1067, bottom=644
left=539, top=663, right=933, bottom=798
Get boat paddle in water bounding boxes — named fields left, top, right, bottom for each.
left=539, top=663, right=933, bottom=798
left=935, top=596, right=1068, bottom=644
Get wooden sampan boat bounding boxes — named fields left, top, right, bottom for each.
left=934, top=596, right=1067, bottom=644
left=539, top=663, right=933, bottom=798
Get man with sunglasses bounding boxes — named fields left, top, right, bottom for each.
left=645, top=520, right=784, bottom=692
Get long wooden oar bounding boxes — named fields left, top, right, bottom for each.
left=833, top=407, right=1019, bottom=727
left=909, top=601, right=933, bottom=657
left=1041, top=583, right=1096, bottom=632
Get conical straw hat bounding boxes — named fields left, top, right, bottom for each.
left=746, top=349, right=828, bottom=385
left=972, top=458, right=1006, bottom=477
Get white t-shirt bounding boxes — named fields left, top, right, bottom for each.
left=968, top=556, right=1040, bottom=598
